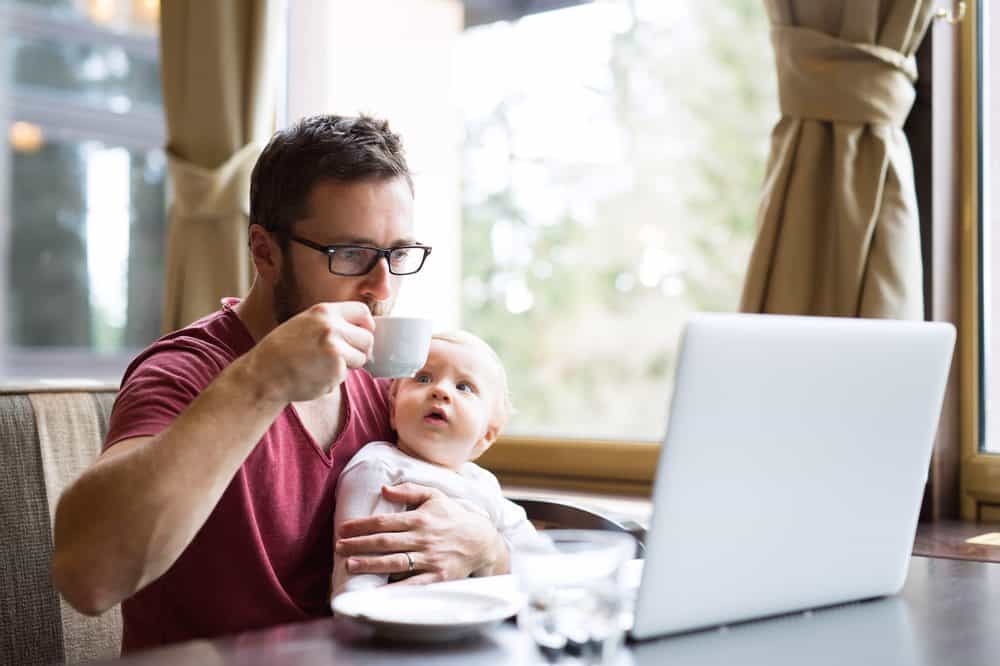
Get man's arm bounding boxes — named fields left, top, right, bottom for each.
left=52, top=359, right=285, bottom=615
left=334, top=483, right=511, bottom=586
left=52, top=302, right=374, bottom=615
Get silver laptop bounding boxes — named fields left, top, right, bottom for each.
left=630, top=313, right=955, bottom=640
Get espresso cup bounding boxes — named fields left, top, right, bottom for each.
left=363, top=317, right=433, bottom=378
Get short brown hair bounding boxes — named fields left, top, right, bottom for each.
left=249, top=114, right=412, bottom=241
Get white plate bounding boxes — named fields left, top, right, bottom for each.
left=332, top=581, right=523, bottom=642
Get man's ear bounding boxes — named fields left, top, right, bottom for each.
left=470, top=423, right=499, bottom=461
left=248, top=224, right=282, bottom=283
left=388, top=380, right=401, bottom=431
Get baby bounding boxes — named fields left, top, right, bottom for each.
left=331, top=330, right=544, bottom=599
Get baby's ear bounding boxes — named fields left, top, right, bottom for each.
left=470, top=423, right=500, bottom=461
left=387, top=379, right=401, bottom=430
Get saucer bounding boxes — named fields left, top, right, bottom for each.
left=333, top=583, right=522, bottom=642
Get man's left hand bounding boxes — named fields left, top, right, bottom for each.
left=335, top=482, right=510, bottom=585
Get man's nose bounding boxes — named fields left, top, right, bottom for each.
left=360, top=255, right=393, bottom=301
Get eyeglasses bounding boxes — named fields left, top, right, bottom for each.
left=281, top=232, right=432, bottom=276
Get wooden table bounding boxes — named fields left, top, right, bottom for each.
left=101, top=556, right=1000, bottom=666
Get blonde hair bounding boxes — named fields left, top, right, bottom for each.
left=431, top=330, right=513, bottom=431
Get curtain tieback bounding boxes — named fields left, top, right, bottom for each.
left=166, top=142, right=262, bottom=221
left=771, top=25, right=917, bottom=127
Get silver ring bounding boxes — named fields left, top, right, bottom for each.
left=405, top=552, right=415, bottom=572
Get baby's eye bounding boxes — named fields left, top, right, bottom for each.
left=456, top=382, right=475, bottom=393
left=415, top=373, right=431, bottom=384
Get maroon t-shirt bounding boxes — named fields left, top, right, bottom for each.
left=104, top=299, right=392, bottom=653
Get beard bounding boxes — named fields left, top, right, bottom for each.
left=272, top=258, right=303, bottom=325
left=272, top=256, right=395, bottom=323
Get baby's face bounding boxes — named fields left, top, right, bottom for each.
left=390, top=339, right=501, bottom=470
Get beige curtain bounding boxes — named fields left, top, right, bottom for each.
left=159, top=1, right=276, bottom=332
left=740, top=1, right=936, bottom=319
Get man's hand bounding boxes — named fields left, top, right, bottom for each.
left=249, top=301, right=375, bottom=403
left=335, top=483, right=510, bottom=585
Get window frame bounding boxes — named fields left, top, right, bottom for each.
left=479, top=436, right=658, bottom=496
left=0, top=2, right=166, bottom=381
left=483, top=2, right=998, bottom=505
left=963, top=0, right=1000, bottom=517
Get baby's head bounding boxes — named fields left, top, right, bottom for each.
left=388, top=330, right=511, bottom=470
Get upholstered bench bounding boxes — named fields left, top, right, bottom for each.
left=1, top=384, right=122, bottom=665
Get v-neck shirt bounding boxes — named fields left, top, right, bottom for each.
left=104, top=298, right=393, bottom=652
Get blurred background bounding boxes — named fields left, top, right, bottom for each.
left=0, top=0, right=775, bottom=441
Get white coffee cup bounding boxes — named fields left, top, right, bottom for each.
left=363, top=317, right=433, bottom=378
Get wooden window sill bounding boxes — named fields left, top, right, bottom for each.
left=913, top=520, right=1000, bottom=563
left=480, top=436, right=658, bottom=496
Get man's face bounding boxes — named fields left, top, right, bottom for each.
left=272, top=177, right=416, bottom=323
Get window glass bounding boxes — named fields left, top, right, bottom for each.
left=2, top=0, right=165, bottom=373
left=8, top=138, right=165, bottom=350
left=982, top=3, right=1000, bottom=453
left=458, top=1, right=775, bottom=439
left=9, top=35, right=162, bottom=109
left=3, top=0, right=160, bottom=35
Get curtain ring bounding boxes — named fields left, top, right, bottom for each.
left=933, top=1, right=966, bottom=24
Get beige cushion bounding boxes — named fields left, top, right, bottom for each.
left=0, top=386, right=122, bottom=665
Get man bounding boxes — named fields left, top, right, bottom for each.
left=51, top=115, right=510, bottom=653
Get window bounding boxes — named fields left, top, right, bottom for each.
left=287, top=0, right=774, bottom=488
left=968, top=0, right=1000, bottom=518
left=288, top=0, right=773, bottom=433
left=457, top=2, right=774, bottom=440
left=1, top=0, right=166, bottom=380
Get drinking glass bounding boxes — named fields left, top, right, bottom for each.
left=514, top=530, right=637, bottom=664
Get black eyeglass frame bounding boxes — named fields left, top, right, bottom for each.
left=277, top=231, right=433, bottom=276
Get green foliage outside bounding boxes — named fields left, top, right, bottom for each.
left=460, top=1, right=777, bottom=440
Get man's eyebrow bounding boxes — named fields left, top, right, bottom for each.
left=330, top=237, right=421, bottom=247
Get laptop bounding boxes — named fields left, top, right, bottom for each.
left=629, top=313, right=955, bottom=640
